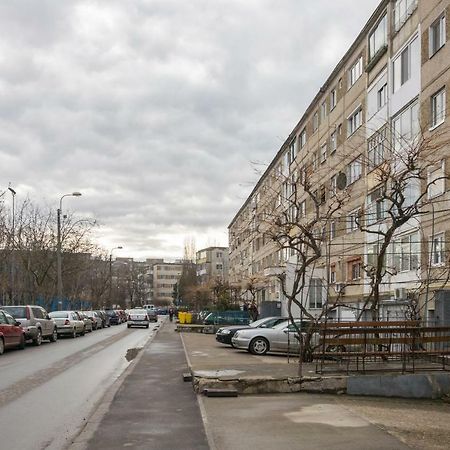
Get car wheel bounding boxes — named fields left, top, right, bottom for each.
left=146, top=325, right=149, bottom=329
left=81, top=327, right=86, bottom=336
left=19, top=334, right=26, bottom=350
left=33, top=329, right=42, bottom=346
left=0, top=337, right=5, bottom=355
left=72, top=328, right=77, bottom=338
left=127, top=324, right=131, bottom=328
left=249, top=337, right=269, bottom=355
left=49, top=328, right=58, bottom=343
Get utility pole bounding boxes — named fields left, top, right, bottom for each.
left=8, top=186, right=16, bottom=305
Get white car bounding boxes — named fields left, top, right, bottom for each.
left=127, top=309, right=150, bottom=328
left=231, top=319, right=317, bottom=355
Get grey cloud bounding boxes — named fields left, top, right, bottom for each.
left=0, top=0, right=380, bottom=258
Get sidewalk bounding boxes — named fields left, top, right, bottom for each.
left=83, top=323, right=209, bottom=450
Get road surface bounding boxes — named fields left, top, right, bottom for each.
left=0, top=321, right=159, bottom=450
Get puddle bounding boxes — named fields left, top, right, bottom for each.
left=125, top=347, right=142, bottom=362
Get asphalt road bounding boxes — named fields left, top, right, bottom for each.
left=0, top=321, right=159, bottom=450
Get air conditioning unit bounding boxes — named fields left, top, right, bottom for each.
left=394, top=287, right=407, bottom=300
left=335, top=283, right=346, bottom=294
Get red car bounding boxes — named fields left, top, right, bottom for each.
left=0, top=309, right=26, bottom=354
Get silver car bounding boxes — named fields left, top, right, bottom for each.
left=231, top=320, right=316, bottom=355
left=49, top=311, right=86, bottom=338
left=127, top=309, right=150, bottom=328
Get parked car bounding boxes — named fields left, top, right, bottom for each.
left=127, top=309, right=150, bottom=328
left=216, top=316, right=289, bottom=346
left=49, top=311, right=85, bottom=338
left=106, top=309, right=120, bottom=325
left=0, top=309, right=26, bottom=354
left=2, top=305, right=58, bottom=345
left=84, top=311, right=103, bottom=330
left=77, top=312, right=93, bottom=333
left=203, top=310, right=250, bottom=326
left=147, top=309, right=158, bottom=322
left=95, top=310, right=110, bottom=328
left=231, top=320, right=317, bottom=355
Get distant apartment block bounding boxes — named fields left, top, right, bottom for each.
left=195, top=247, right=229, bottom=284
left=152, top=262, right=183, bottom=304
left=229, top=0, right=450, bottom=323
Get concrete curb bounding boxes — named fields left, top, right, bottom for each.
left=66, top=320, right=165, bottom=450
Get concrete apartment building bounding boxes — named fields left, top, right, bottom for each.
left=229, top=0, right=450, bottom=323
left=195, top=247, right=229, bottom=284
left=152, top=262, right=183, bottom=305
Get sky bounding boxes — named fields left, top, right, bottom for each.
left=0, top=0, right=381, bottom=260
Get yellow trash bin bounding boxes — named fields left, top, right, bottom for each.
left=179, top=311, right=186, bottom=324
left=185, top=312, right=192, bottom=324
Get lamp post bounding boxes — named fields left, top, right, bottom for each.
left=57, top=192, right=82, bottom=303
left=8, top=186, right=16, bottom=305
left=109, top=246, right=123, bottom=308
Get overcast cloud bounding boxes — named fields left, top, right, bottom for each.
left=0, top=0, right=381, bottom=259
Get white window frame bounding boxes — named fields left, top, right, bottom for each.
left=330, top=89, right=337, bottom=110
left=320, top=142, right=327, bottom=163
left=369, top=14, right=387, bottom=60
left=348, top=56, right=363, bottom=88
left=299, top=129, right=307, bottom=148
left=377, top=83, right=388, bottom=110
left=309, top=278, right=323, bottom=309
left=430, top=87, right=446, bottom=129
left=346, top=157, right=362, bottom=185
left=366, top=187, right=386, bottom=226
left=321, top=101, right=327, bottom=121
left=392, top=99, right=419, bottom=152
left=313, top=112, right=319, bottom=132
left=392, top=231, right=419, bottom=273
left=330, top=130, right=337, bottom=153
left=394, top=0, right=418, bottom=32
left=430, top=233, right=445, bottom=266
left=347, top=208, right=360, bottom=233
left=368, top=127, right=386, bottom=170
left=347, top=107, right=363, bottom=136
left=429, top=13, right=446, bottom=57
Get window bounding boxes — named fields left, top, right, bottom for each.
left=366, top=187, right=386, bottom=226
left=348, top=107, right=362, bottom=136
left=299, top=129, right=307, bottom=148
left=321, top=101, right=327, bottom=121
left=330, top=265, right=336, bottom=283
left=32, top=307, right=44, bottom=319
left=309, top=278, right=323, bottom=309
left=320, top=143, right=327, bottom=163
left=313, top=112, right=319, bottom=132
left=394, top=0, right=418, bottom=32
left=330, top=130, right=337, bottom=153
left=429, top=14, right=446, bottom=57
left=0, top=312, right=7, bottom=325
left=427, top=160, right=445, bottom=199
left=330, top=175, right=337, bottom=196
left=330, top=89, right=337, bottom=110
left=369, top=14, right=387, bottom=60
left=431, top=88, right=446, bottom=128
left=287, top=138, right=297, bottom=165
left=330, top=221, right=336, bottom=240
left=367, top=243, right=380, bottom=268
left=392, top=232, right=419, bottom=272
left=216, top=264, right=223, bottom=270
left=348, top=57, right=363, bottom=88
left=431, top=233, right=445, bottom=266
left=392, top=100, right=419, bottom=152
left=377, top=83, right=387, bottom=109
left=347, top=209, right=360, bottom=233
left=346, top=157, right=362, bottom=184
left=350, top=261, right=362, bottom=280
left=393, top=36, right=418, bottom=92
left=368, top=128, right=386, bottom=169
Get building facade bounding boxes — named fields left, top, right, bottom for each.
left=195, top=246, right=229, bottom=284
left=229, top=0, right=450, bottom=323
left=152, top=262, right=183, bottom=305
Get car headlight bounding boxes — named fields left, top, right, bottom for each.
left=233, top=331, right=240, bottom=338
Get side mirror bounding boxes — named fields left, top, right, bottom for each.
left=15, top=321, right=21, bottom=326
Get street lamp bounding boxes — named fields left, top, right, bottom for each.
left=109, top=246, right=123, bottom=308
left=8, top=186, right=16, bottom=305
left=57, top=192, right=82, bottom=303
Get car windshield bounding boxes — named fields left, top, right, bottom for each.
left=2, top=306, right=27, bottom=318
left=49, top=312, right=69, bottom=318
left=105, top=310, right=116, bottom=316
left=249, top=317, right=273, bottom=328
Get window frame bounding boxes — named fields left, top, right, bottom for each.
left=429, top=13, right=446, bottom=57
left=348, top=56, right=363, bottom=88
left=430, top=87, right=446, bottom=130
left=369, top=13, right=387, bottom=60
left=430, top=232, right=445, bottom=267
left=347, top=106, right=363, bottom=136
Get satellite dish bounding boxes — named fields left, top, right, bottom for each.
left=336, top=172, right=347, bottom=190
